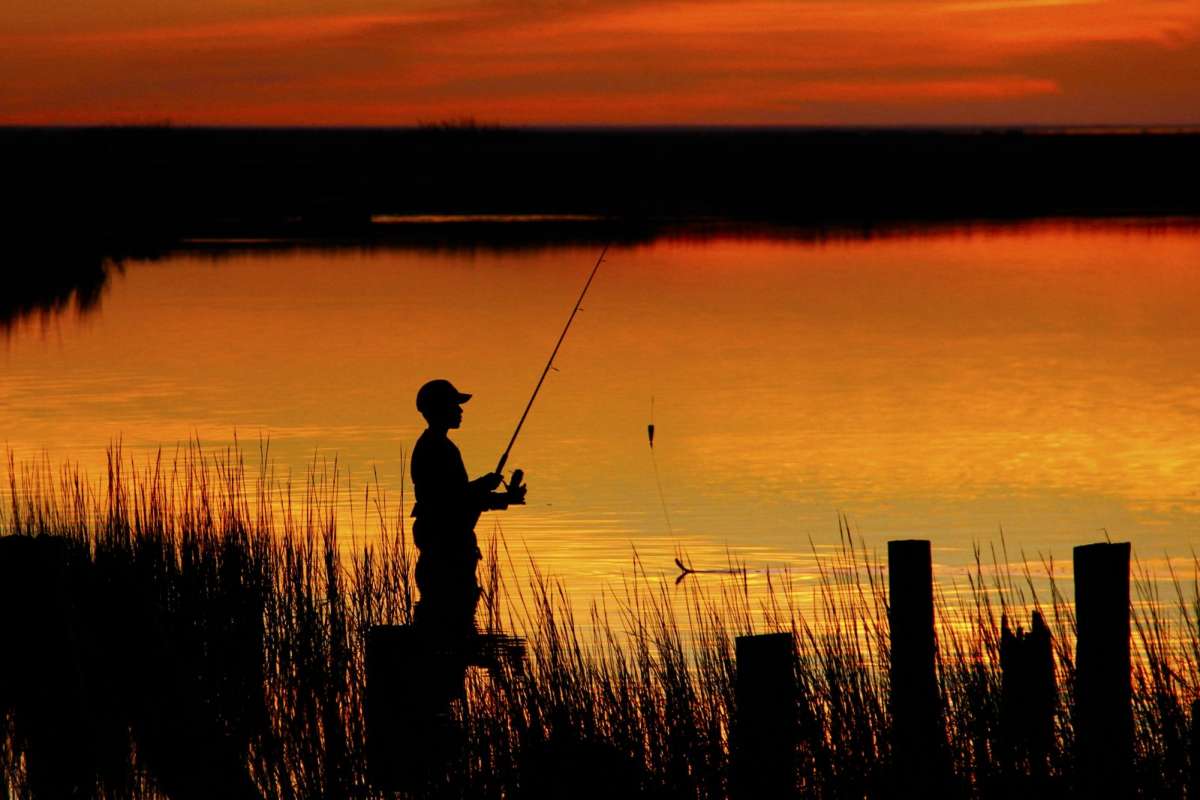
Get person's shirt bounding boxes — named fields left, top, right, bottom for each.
left=410, top=429, right=507, bottom=551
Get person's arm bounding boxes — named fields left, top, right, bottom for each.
left=469, top=472, right=526, bottom=511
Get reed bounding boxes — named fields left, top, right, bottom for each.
left=2, top=444, right=1197, bottom=798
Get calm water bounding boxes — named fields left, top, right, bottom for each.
left=4, top=220, right=1199, bottom=618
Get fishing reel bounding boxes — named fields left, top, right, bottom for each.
left=506, top=469, right=527, bottom=504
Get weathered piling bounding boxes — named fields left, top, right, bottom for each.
left=999, top=610, right=1056, bottom=789
left=1073, top=541, right=1132, bottom=796
left=733, top=632, right=799, bottom=799
left=1190, top=699, right=1200, bottom=800
left=365, top=625, right=425, bottom=792
left=367, top=625, right=519, bottom=791
left=887, top=539, right=945, bottom=794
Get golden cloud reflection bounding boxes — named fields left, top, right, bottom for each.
left=2, top=222, right=1199, bottom=629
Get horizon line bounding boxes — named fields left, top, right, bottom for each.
left=4, top=122, right=1200, bottom=135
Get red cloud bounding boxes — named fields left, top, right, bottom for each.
left=0, top=0, right=1196, bottom=124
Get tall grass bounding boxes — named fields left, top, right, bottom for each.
left=2, top=445, right=1197, bottom=798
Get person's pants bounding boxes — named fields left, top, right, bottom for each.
left=412, top=547, right=480, bottom=710
left=413, top=551, right=480, bottom=636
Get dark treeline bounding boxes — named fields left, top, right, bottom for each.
left=6, top=126, right=1199, bottom=234
left=2, top=125, right=1198, bottom=328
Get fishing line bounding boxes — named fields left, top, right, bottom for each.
left=648, top=395, right=675, bottom=537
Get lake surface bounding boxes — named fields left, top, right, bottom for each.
left=3, top=220, right=1199, bottom=622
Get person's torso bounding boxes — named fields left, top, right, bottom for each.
left=411, top=430, right=480, bottom=551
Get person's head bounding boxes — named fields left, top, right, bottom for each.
left=416, top=379, right=471, bottom=430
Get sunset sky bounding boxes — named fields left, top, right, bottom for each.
left=2, top=0, right=1198, bottom=126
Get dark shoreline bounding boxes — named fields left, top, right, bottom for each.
left=3, top=126, right=1198, bottom=328
left=6, top=125, right=1198, bottom=231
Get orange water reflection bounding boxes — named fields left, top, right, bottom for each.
left=2, top=222, right=1199, bottom=623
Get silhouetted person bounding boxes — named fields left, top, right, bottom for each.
left=411, top=379, right=525, bottom=644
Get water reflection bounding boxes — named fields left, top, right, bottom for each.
left=8, top=216, right=1196, bottom=329
left=3, top=220, right=1199, bottom=618
left=1, top=253, right=113, bottom=333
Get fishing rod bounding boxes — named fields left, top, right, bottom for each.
left=495, top=243, right=611, bottom=484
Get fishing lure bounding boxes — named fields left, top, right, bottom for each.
left=648, top=396, right=655, bottom=449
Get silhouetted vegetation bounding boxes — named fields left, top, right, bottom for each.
left=0, top=255, right=112, bottom=332
left=2, top=446, right=1198, bottom=798
left=6, top=127, right=1199, bottom=235
left=4, top=125, right=1198, bottom=329
left=3, top=125, right=1197, bottom=248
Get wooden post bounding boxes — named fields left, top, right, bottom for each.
left=366, top=624, right=426, bottom=792
left=888, top=539, right=944, bottom=793
left=733, top=632, right=798, bottom=799
left=999, top=610, right=1056, bottom=790
left=1190, top=698, right=1200, bottom=800
left=1073, top=542, right=1132, bottom=796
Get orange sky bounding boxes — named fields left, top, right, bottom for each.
left=2, top=0, right=1198, bottom=125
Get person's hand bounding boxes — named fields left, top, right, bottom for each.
left=479, top=472, right=504, bottom=491
left=506, top=482, right=527, bottom=505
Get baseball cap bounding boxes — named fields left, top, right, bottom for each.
left=416, top=379, right=472, bottom=415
